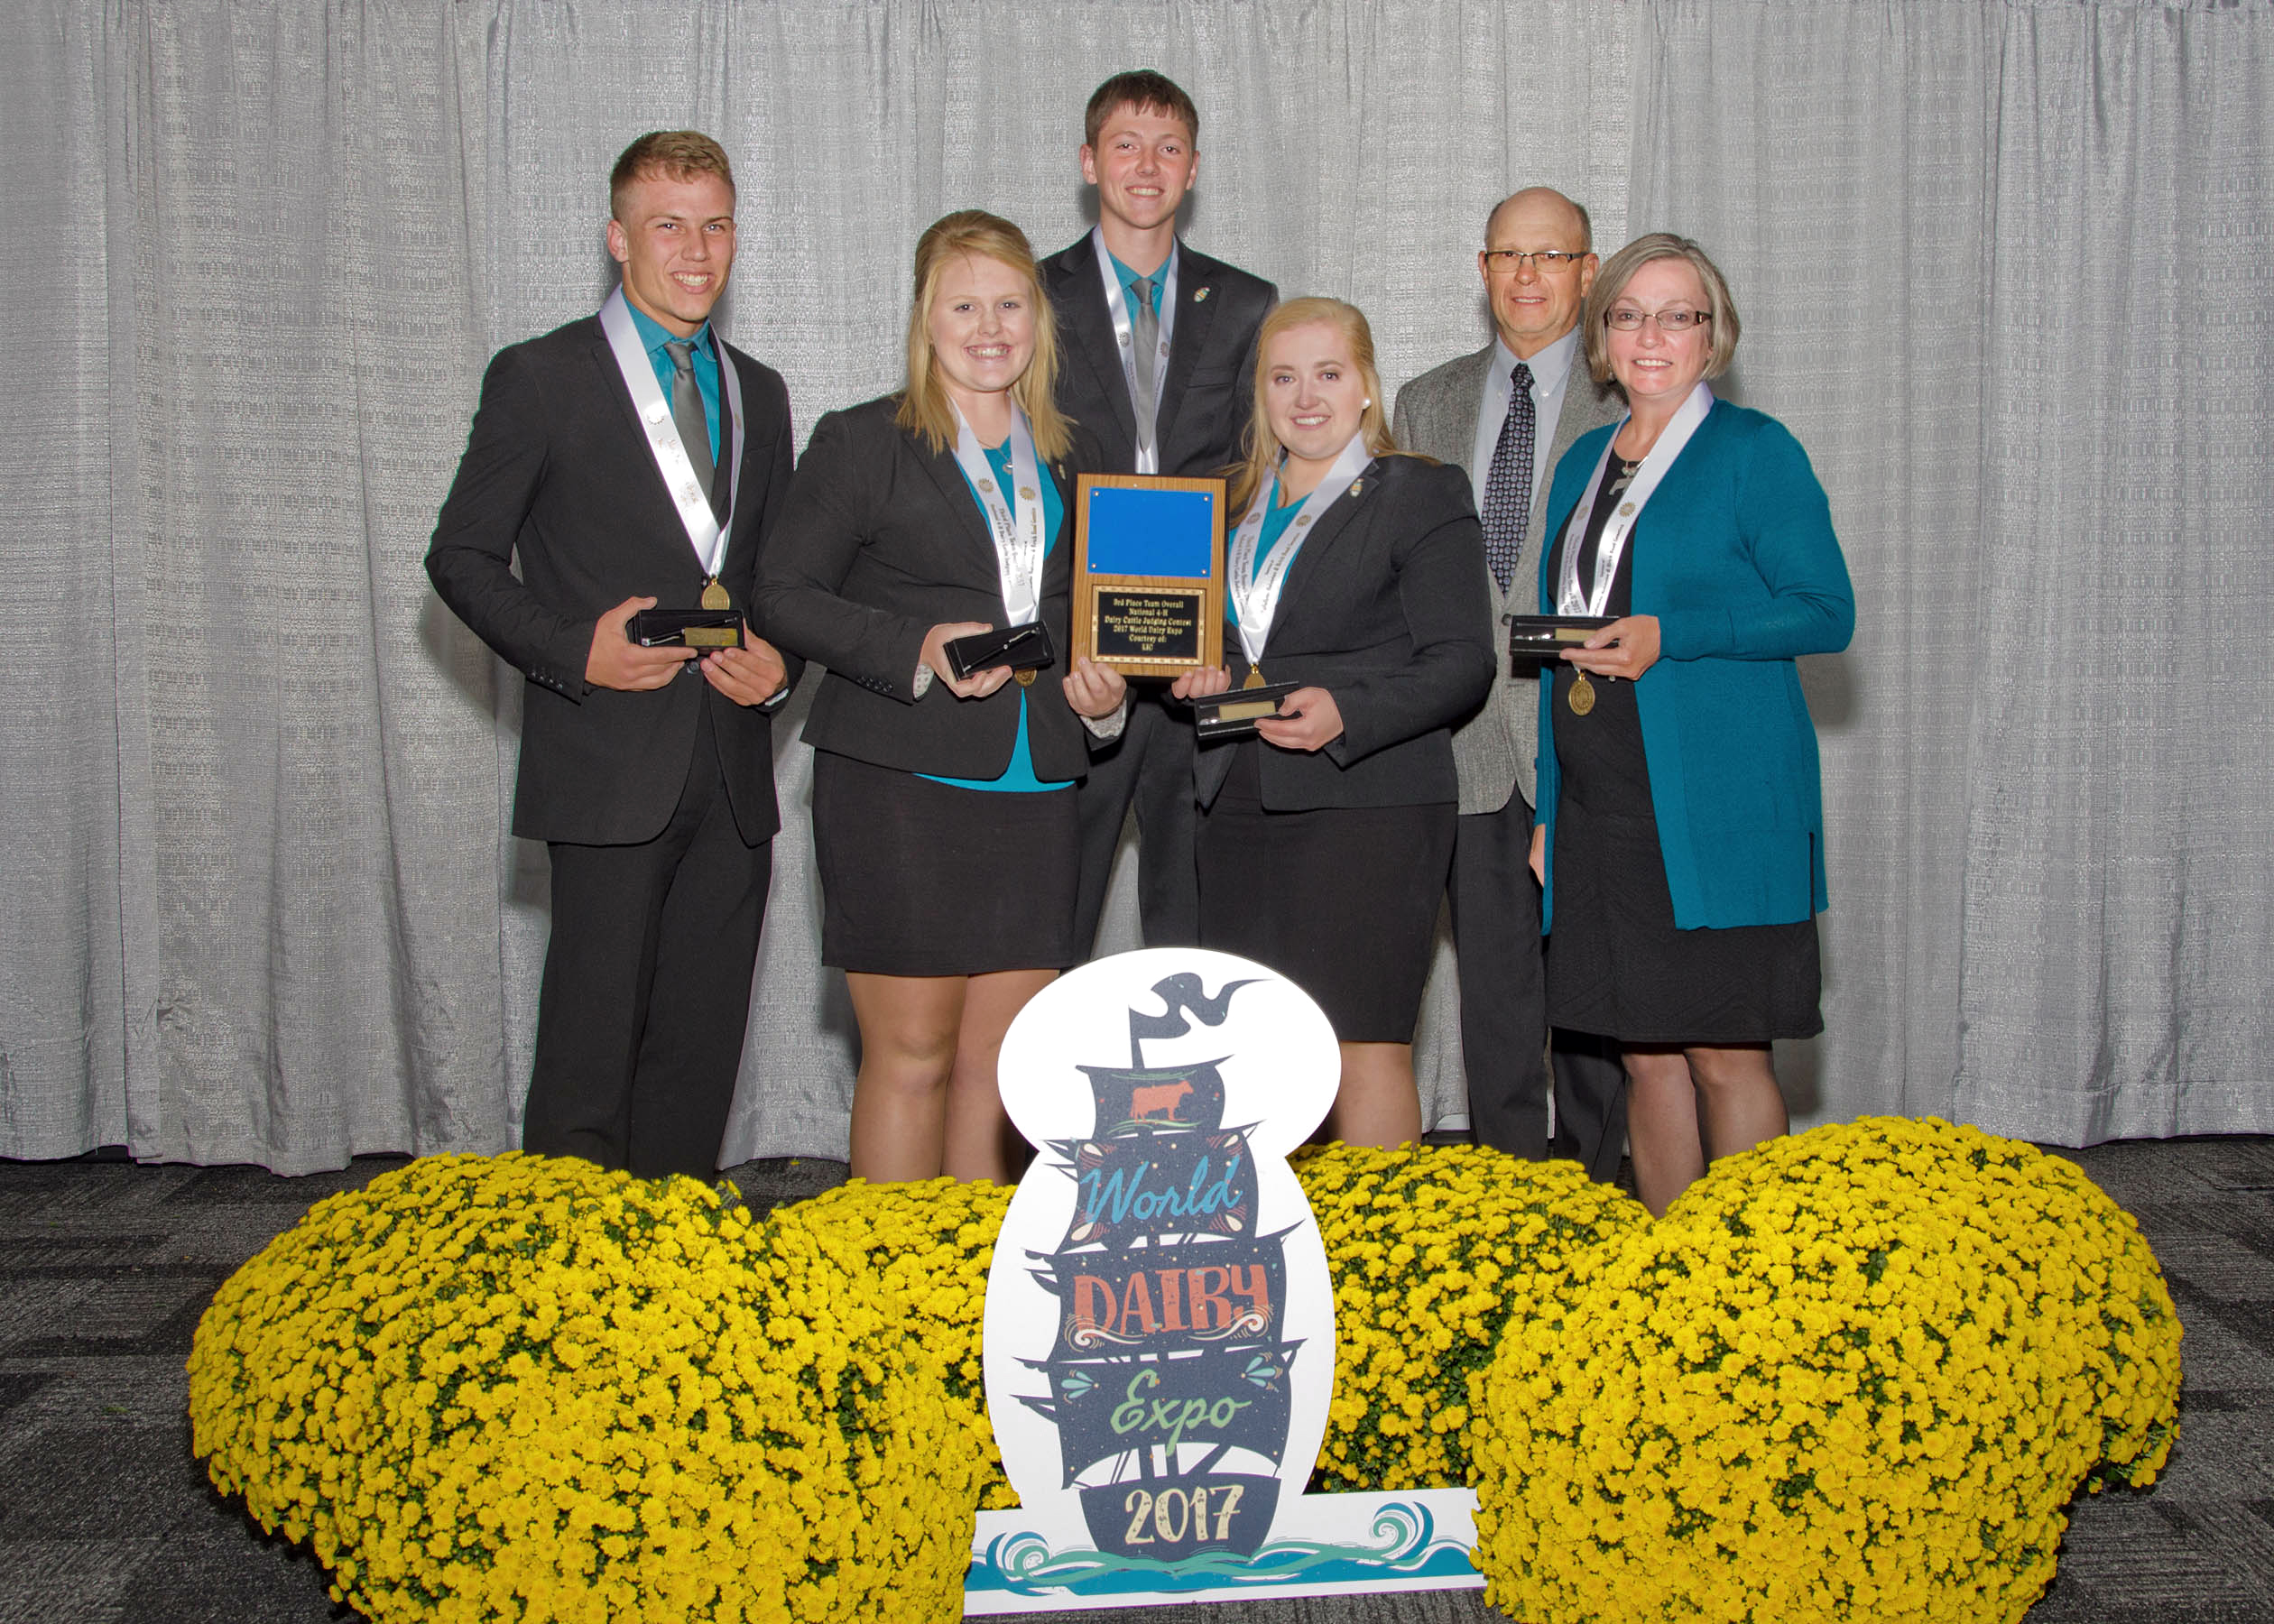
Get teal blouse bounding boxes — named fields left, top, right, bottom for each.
left=923, top=440, right=1069, bottom=793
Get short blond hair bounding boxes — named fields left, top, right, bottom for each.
left=1583, top=233, right=1742, bottom=386
left=609, top=131, right=735, bottom=221
left=1227, top=298, right=1400, bottom=515
left=896, top=211, right=1073, bottom=464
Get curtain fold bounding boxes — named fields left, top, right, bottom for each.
left=107, top=0, right=512, bottom=1170
left=0, top=4, right=129, bottom=1157
left=1957, top=0, right=2274, bottom=1140
left=2, top=0, right=2266, bottom=1170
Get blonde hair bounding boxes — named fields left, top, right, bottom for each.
left=896, top=211, right=1072, bottom=463
left=609, top=131, right=735, bottom=221
left=1583, top=232, right=1742, bottom=387
left=1227, top=298, right=1399, bottom=515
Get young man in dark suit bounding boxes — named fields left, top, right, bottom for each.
left=426, top=132, right=798, bottom=1180
left=1391, top=186, right=1628, bottom=1180
left=1043, top=71, right=1276, bottom=954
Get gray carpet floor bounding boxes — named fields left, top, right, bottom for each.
left=0, top=1138, right=2268, bottom=1623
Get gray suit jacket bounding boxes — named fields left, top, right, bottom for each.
left=1392, top=341, right=1623, bottom=814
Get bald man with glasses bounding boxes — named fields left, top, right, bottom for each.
left=1392, top=187, right=1628, bottom=1180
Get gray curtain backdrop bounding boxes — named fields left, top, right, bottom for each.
left=1, top=0, right=2267, bottom=1171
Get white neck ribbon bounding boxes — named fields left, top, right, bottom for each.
left=1092, top=226, right=1179, bottom=475
left=950, top=402, right=1047, bottom=626
left=1557, top=383, right=1715, bottom=616
left=1227, top=433, right=1373, bottom=668
left=597, top=286, right=746, bottom=580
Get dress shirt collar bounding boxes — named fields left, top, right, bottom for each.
left=1106, top=245, right=1172, bottom=314
left=1488, top=323, right=1582, bottom=403
left=624, top=298, right=714, bottom=362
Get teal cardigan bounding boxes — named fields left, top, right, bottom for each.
left=1537, top=400, right=1853, bottom=932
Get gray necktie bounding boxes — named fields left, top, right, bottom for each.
left=1129, top=278, right=1160, bottom=457
left=665, top=338, right=715, bottom=500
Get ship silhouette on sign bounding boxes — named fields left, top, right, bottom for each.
left=1013, top=973, right=1304, bottom=1557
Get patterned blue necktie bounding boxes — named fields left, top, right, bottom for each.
left=1481, top=360, right=1536, bottom=594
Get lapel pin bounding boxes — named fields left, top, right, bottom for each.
left=1349, top=479, right=1365, bottom=496
left=1193, top=286, right=1211, bottom=303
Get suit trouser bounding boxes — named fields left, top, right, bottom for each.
left=1072, top=687, right=1202, bottom=954
left=1450, top=789, right=1628, bottom=1176
left=525, top=701, right=770, bottom=1180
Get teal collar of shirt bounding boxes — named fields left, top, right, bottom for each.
left=1106, top=246, right=1170, bottom=316
left=623, top=299, right=714, bottom=362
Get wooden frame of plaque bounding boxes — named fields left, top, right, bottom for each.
left=1071, top=474, right=1227, bottom=678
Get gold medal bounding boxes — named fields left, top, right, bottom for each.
left=1014, top=669, right=1036, bottom=687
left=1242, top=666, right=1266, bottom=690
left=1567, top=671, right=1596, bottom=715
left=700, top=577, right=731, bottom=612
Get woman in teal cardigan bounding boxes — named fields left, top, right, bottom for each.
left=1527, top=234, right=1853, bottom=1215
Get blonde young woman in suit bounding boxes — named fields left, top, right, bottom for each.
left=754, top=212, right=1127, bottom=1185
left=1173, top=298, right=1496, bottom=1147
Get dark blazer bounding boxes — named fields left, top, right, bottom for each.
left=1043, top=235, right=1275, bottom=477
left=1198, top=456, right=1497, bottom=812
left=752, top=396, right=1104, bottom=782
left=426, top=315, right=797, bottom=846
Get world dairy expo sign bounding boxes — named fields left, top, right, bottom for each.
left=966, top=948, right=1484, bottom=1611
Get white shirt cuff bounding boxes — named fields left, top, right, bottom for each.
left=1080, top=696, right=1130, bottom=741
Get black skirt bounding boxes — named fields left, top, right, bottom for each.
left=1541, top=470, right=1821, bottom=1045
left=810, top=750, right=1078, bottom=976
left=1195, top=743, right=1455, bottom=1043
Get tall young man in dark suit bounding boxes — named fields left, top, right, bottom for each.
left=1391, top=187, right=1628, bottom=1179
left=1044, top=71, right=1276, bottom=953
left=427, top=132, right=797, bottom=1180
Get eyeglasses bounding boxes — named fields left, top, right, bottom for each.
left=1482, top=249, right=1586, bottom=273
left=1604, top=307, right=1711, bottom=332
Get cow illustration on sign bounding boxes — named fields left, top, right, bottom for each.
left=983, top=949, right=1339, bottom=1568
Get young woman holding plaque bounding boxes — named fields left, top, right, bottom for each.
left=1171, top=299, right=1495, bottom=1148
left=753, top=212, right=1126, bottom=1185
left=1527, top=234, right=1853, bottom=1215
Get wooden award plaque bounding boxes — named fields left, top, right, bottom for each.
left=1071, top=474, right=1227, bottom=678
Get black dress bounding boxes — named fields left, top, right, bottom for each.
left=1542, top=469, right=1821, bottom=1044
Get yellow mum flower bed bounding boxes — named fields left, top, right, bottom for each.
left=1470, top=1117, right=2184, bottom=1624
left=189, top=1155, right=998, bottom=1623
left=188, top=1120, right=2181, bottom=1624
left=1293, top=1142, right=1650, bottom=1491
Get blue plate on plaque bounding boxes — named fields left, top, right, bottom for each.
left=1086, top=486, right=1217, bottom=578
